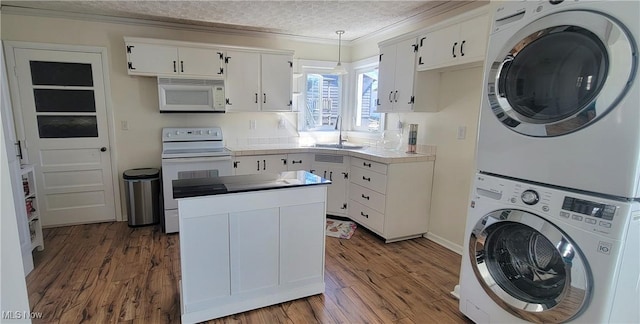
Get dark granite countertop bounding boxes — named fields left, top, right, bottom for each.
left=172, top=171, right=331, bottom=199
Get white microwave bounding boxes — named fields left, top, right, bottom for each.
left=158, top=77, right=225, bottom=113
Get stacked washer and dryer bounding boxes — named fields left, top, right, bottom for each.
left=459, top=1, right=639, bottom=323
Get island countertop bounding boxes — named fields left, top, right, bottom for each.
left=173, top=170, right=331, bottom=199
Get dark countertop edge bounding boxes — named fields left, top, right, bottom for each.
left=172, top=170, right=331, bottom=199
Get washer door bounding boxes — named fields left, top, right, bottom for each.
left=469, top=209, right=591, bottom=323
left=488, top=10, right=637, bottom=137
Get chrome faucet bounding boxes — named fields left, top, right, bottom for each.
left=335, top=115, right=345, bottom=147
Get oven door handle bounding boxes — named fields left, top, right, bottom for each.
left=162, top=156, right=232, bottom=164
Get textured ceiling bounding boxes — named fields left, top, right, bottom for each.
left=1, top=1, right=477, bottom=41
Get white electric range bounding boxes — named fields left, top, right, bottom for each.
left=161, top=127, right=233, bottom=233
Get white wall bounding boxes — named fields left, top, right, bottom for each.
left=387, top=67, right=483, bottom=252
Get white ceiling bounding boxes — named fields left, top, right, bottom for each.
left=1, top=1, right=480, bottom=42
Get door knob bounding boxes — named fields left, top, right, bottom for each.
left=100, top=147, right=107, bottom=152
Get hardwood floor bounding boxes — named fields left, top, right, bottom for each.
left=27, top=221, right=471, bottom=323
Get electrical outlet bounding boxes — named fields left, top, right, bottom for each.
left=457, top=126, right=467, bottom=140
left=120, top=120, right=129, bottom=131
left=250, top=120, right=257, bottom=130
left=278, top=118, right=286, bottom=129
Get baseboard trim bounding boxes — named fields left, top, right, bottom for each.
left=424, top=232, right=463, bottom=255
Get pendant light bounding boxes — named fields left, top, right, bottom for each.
left=332, top=30, right=347, bottom=75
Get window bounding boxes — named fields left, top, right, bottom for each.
left=297, top=57, right=382, bottom=133
left=302, top=72, right=342, bottom=131
left=354, top=67, right=380, bottom=132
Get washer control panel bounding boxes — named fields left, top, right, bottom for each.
left=472, top=173, right=634, bottom=238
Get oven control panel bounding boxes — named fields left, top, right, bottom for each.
left=162, top=127, right=223, bottom=142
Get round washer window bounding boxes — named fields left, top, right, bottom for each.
left=469, top=209, right=591, bottom=322
left=485, top=222, right=566, bottom=306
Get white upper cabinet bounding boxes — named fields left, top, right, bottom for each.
left=125, top=39, right=224, bottom=77
left=225, top=51, right=293, bottom=112
left=224, top=51, right=261, bottom=111
left=417, top=13, right=489, bottom=71
left=178, top=47, right=225, bottom=76
left=377, top=37, right=418, bottom=113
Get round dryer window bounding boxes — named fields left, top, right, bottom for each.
left=468, top=209, right=592, bottom=323
left=487, top=11, right=637, bottom=137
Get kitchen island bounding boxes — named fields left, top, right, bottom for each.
left=173, top=171, right=330, bottom=324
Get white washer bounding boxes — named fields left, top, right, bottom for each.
left=459, top=173, right=639, bottom=323
left=476, top=0, right=640, bottom=198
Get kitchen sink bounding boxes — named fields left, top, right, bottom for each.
left=314, top=143, right=364, bottom=150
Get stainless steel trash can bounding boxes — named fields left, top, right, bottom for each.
left=124, top=168, right=160, bottom=227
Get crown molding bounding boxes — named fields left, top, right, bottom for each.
left=350, top=1, right=489, bottom=46
left=0, top=5, right=342, bottom=46
left=1, top=2, right=487, bottom=48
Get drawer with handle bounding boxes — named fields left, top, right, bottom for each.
left=349, top=183, right=385, bottom=212
left=350, top=166, right=387, bottom=194
left=351, top=157, right=387, bottom=175
left=348, top=200, right=384, bottom=234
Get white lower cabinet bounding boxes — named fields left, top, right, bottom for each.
left=233, top=154, right=288, bottom=175
left=230, top=208, right=280, bottom=295
left=179, top=186, right=327, bottom=323
left=348, top=157, right=434, bottom=242
left=311, top=154, right=349, bottom=216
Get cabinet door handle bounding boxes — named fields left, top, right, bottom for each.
left=452, top=42, right=458, bottom=58
left=310, top=169, right=316, bottom=174
left=263, top=93, right=267, bottom=104
left=255, top=93, right=258, bottom=103
left=292, top=160, right=302, bottom=164
left=173, top=61, right=177, bottom=73
left=263, top=160, right=266, bottom=170
left=329, top=171, right=333, bottom=181
left=257, top=161, right=260, bottom=171
left=100, top=147, right=107, bottom=152
left=362, top=176, right=371, bottom=182
left=394, top=90, right=398, bottom=102
left=460, top=40, right=466, bottom=56
left=363, top=162, right=372, bottom=167
left=360, top=211, right=369, bottom=218
left=361, top=194, right=370, bottom=200
left=180, top=61, right=184, bottom=72
left=15, top=140, right=23, bottom=160
left=388, top=91, right=393, bottom=103
left=324, top=171, right=327, bottom=178
left=281, top=158, right=287, bottom=165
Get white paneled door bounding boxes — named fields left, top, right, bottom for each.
left=13, top=48, right=116, bottom=226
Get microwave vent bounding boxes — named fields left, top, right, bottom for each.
left=158, top=78, right=221, bottom=86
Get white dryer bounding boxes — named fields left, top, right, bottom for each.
left=459, top=173, right=639, bottom=323
left=476, top=0, right=640, bottom=198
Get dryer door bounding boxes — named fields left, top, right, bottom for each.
left=487, top=11, right=636, bottom=137
left=469, top=209, right=591, bottom=323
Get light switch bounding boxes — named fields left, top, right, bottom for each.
left=457, top=126, right=466, bottom=140
left=121, top=120, right=129, bottom=131
left=250, top=120, right=257, bottom=130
